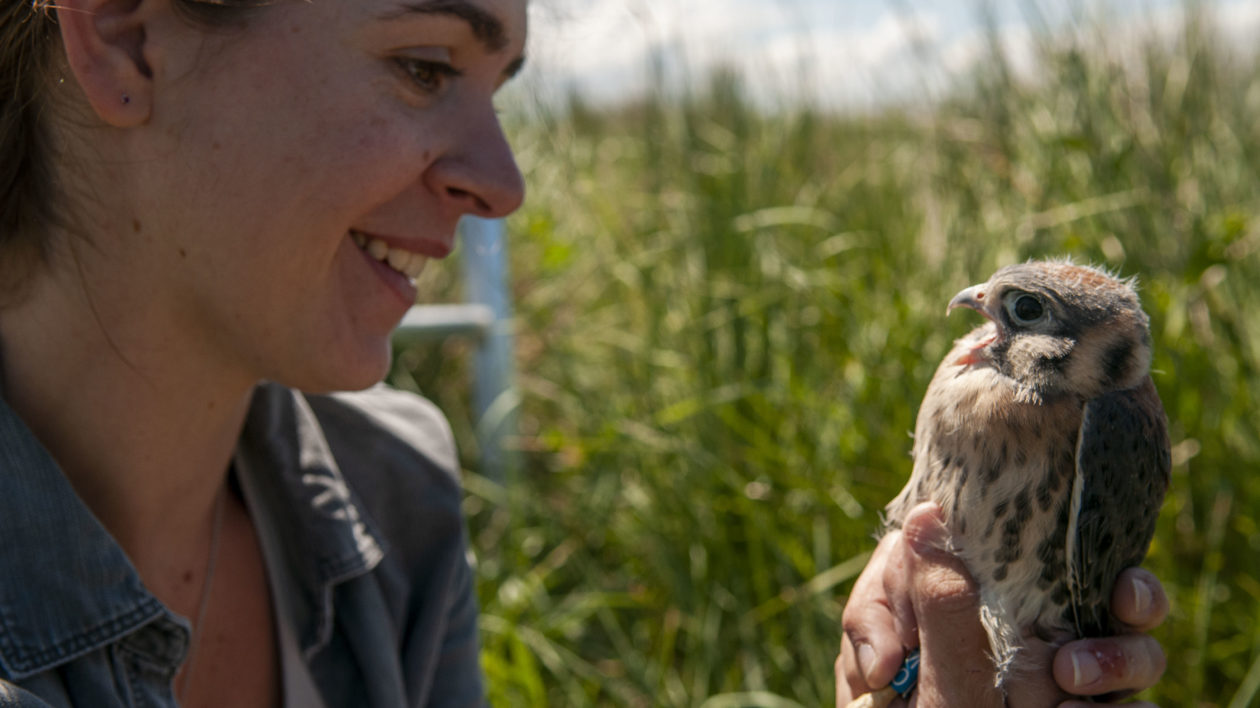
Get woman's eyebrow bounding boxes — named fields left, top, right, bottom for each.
left=384, top=0, right=510, bottom=52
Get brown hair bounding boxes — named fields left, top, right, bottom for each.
left=0, top=0, right=265, bottom=298
left=0, top=0, right=61, bottom=292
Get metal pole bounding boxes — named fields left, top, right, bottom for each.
left=459, top=216, right=518, bottom=482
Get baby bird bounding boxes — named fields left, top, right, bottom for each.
left=885, top=260, right=1171, bottom=688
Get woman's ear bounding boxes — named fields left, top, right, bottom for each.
left=56, top=0, right=157, bottom=126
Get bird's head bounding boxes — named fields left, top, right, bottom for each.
left=947, top=260, right=1153, bottom=402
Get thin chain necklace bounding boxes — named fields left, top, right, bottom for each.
left=175, top=487, right=227, bottom=701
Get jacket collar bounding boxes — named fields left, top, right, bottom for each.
left=0, top=382, right=384, bottom=678
left=0, top=394, right=165, bottom=678
left=233, top=382, right=386, bottom=656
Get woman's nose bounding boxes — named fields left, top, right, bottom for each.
left=427, top=108, right=525, bottom=219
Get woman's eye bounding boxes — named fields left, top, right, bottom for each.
left=1004, top=291, right=1046, bottom=325
left=397, top=58, right=461, bottom=95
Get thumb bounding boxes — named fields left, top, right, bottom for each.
left=901, top=504, right=1003, bottom=708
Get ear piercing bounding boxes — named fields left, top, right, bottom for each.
left=121, top=93, right=130, bottom=105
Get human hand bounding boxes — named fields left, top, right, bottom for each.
left=836, top=503, right=1168, bottom=707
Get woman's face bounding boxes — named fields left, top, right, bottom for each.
left=112, top=0, right=527, bottom=392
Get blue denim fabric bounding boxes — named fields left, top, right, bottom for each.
left=0, top=383, right=486, bottom=707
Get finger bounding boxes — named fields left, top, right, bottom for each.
left=880, top=534, right=919, bottom=650
left=1053, top=634, right=1166, bottom=697
left=836, top=633, right=869, bottom=702
left=844, top=685, right=904, bottom=708
left=1060, top=703, right=1159, bottom=708
left=836, top=635, right=858, bottom=704
left=835, top=635, right=909, bottom=707
left=1110, top=568, right=1169, bottom=632
left=842, top=534, right=910, bottom=691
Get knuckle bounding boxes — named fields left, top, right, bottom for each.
left=841, top=604, right=864, bottom=635
left=915, top=565, right=979, bottom=612
left=841, top=593, right=894, bottom=641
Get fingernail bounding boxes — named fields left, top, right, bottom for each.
left=858, top=643, right=877, bottom=680
left=1131, top=575, right=1151, bottom=617
left=1071, top=650, right=1102, bottom=688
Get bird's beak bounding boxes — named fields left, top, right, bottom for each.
left=947, top=284, right=992, bottom=320
left=948, top=283, right=1000, bottom=366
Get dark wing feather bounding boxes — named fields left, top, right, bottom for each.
left=1068, top=376, right=1171, bottom=637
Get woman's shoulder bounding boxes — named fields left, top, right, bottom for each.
left=245, top=381, right=469, bottom=565
left=297, top=384, right=466, bottom=533
left=302, top=383, right=459, bottom=483
left=307, top=384, right=458, bottom=471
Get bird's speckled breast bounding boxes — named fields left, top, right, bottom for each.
left=887, top=324, right=1086, bottom=637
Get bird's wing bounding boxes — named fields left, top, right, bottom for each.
left=1067, top=376, right=1171, bottom=637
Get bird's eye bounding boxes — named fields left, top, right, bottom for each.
left=1004, top=291, right=1046, bottom=325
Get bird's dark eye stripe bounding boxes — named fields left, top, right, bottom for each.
left=1102, top=339, right=1134, bottom=385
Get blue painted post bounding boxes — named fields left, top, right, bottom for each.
left=459, top=216, right=518, bottom=482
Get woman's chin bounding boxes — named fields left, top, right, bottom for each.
left=278, top=340, right=394, bottom=394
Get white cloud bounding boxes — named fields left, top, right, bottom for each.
left=508, top=0, right=1260, bottom=112
left=518, top=0, right=947, bottom=109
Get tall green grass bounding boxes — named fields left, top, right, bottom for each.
left=396, top=5, right=1260, bottom=706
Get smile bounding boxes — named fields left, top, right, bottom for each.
left=351, top=230, right=426, bottom=280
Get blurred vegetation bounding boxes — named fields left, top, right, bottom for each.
left=393, top=2, right=1260, bottom=706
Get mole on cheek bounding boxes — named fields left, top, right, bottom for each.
left=132, top=219, right=142, bottom=233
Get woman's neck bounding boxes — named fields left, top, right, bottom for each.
left=0, top=259, right=255, bottom=570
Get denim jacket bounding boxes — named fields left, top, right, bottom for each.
left=0, top=382, right=486, bottom=707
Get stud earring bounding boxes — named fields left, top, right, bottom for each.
left=121, top=93, right=130, bottom=105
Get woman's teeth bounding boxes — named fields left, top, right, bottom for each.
left=351, top=230, right=425, bottom=280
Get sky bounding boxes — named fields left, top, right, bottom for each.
left=506, top=0, right=1260, bottom=111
